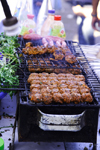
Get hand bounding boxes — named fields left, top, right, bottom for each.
left=92, top=16, right=100, bottom=30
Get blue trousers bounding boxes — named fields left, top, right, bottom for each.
left=78, top=16, right=95, bottom=45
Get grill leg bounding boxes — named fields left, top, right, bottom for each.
left=9, top=143, right=14, bottom=150
left=9, top=93, right=19, bottom=150
left=92, top=108, right=99, bottom=150
left=92, top=144, right=97, bottom=150
left=63, top=142, right=66, bottom=150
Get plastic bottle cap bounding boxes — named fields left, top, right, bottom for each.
left=54, top=15, right=61, bottom=21
left=27, top=14, right=34, bottom=19
left=0, top=138, right=4, bottom=150
left=48, top=10, right=55, bottom=14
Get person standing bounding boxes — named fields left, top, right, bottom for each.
left=67, top=0, right=95, bottom=45
left=91, top=0, right=100, bottom=30
left=33, top=0, right=43, bottom=22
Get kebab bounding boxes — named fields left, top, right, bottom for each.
left=28, top=73, right=93, bottom=104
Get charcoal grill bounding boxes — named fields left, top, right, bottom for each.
left=9, top=39, right=100, bottom=150
left=17, top=39, right=100, bottom=107
left=17, top=37, right=82, bottom=72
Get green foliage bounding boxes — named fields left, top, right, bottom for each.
left=0, top=33, right=20, bottom=98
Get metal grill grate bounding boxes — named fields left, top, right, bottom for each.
left=17, top=38, right=82, bottom=71
left=17, top=39, right=100, bottom=107
left=0, top=37, right=100, bottom=107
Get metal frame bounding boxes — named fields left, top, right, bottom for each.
left=18, top=40, right=100, bottom=107
left=9, top=96, right=99, bottom=150
left=7, top=40, right=100, bottom=150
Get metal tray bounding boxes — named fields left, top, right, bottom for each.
left=37, top=109, right=86, bottom=131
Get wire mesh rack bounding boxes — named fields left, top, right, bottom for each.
left=16, top=39, right=100, bottom=107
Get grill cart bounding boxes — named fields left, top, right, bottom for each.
left=2, top=39, right=100, bottom=150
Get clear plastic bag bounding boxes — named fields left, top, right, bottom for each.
left=14, top=0, right=33, bottom=24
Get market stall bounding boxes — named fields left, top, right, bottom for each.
left=0, top=33, right=100, bottom=150
left=3, top=36, right=99, bottom=150
left=0, top=0, right=100, bottom=150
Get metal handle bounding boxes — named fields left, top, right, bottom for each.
left=37, top=109, right=86, bottom=131
left=0, top=0, right=12, bottom=19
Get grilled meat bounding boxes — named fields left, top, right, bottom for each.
left=52, top=93, right=63, bottom=104
left=71, top=88, right=79, bottom=93
left=38, top=72, right=49, bottom=77
left=51, top=88, right=59, bottom=94
left=65, top=54, right=77, bottom=64
left=71, top=93, right=81, bottom=103
left=41, top=84, right=50, bottom=88
left=38, top=46, right=47, bottom=54
left=29, top=73, right=39, bottom=77
left=29, top=93, right=42, bottom=103
left=40, top=80, right=48, bottom=85
left=27, top=76, right=40, bottom=84
left=31, top=88, right=41, bottom=94
left=25, top=42, right=33, bottom=47
left=53, top=50, right=64, bottom=60
left=47, top=45, right=57, bottom=53
left=81, top=93, right=93, bottom=102
left=60, top=88, right=71, bottom=94
left=30, top=84, right=40, bottom=91
left=58, top=73, right=66, bottom=77
left=39, top=76, right=47, bottom=81
left=56, top=40, right=62, bottom=47
left=47, top=39, right=54, bottom=47
left=28, top=73, right=93, bottom=104
left=45, top=35, right=64, bottom=43
left=75, top=75, right=85, bottom=81
left=57, top=76, right=66, bottom=80
left=50, top=79, right=58, bottom=84
left=42, top=38, right=48, bottom=47
left=42, top=92, right=53, bottom=104
left=31, top=80, right=41, bottom=84
left=79, top=88, right=90, bottom=94
left=62, top=93, right=71, bottom=103
left=58, top=84, right=67, bottom=89
left=61, top=47, right=71, bottom=54
left=49, top=84, right=58, bottom=89
left=47, top=76, right=57, bottom=81
left=54, top=68, right=82, bottom=74
left=61, top=41, right=67, bottom=48
left=23, top=33, right=42, bottom=40
left=41, top=88, right=51, bottom=94
left=58, top=80, right=66, bottom=84
left=22, top=41, right=78, bottom=66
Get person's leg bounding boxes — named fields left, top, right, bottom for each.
left=33, top=5, right=40, bottom=23
left=77, top=16, right=87, bottom=44
left=82, top=17, right=95, bottom=45
left=77, top=16, right=95, bottom=45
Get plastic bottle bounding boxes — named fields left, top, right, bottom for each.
left=0, top=138, right=4, bottom=150
left=36, top=0, right=53, bottom=35
left=50, top=15, right=66, bottom=39
left=20, top=14, right=36, bottom=35
left=41, top=9, right=55, bottom=37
